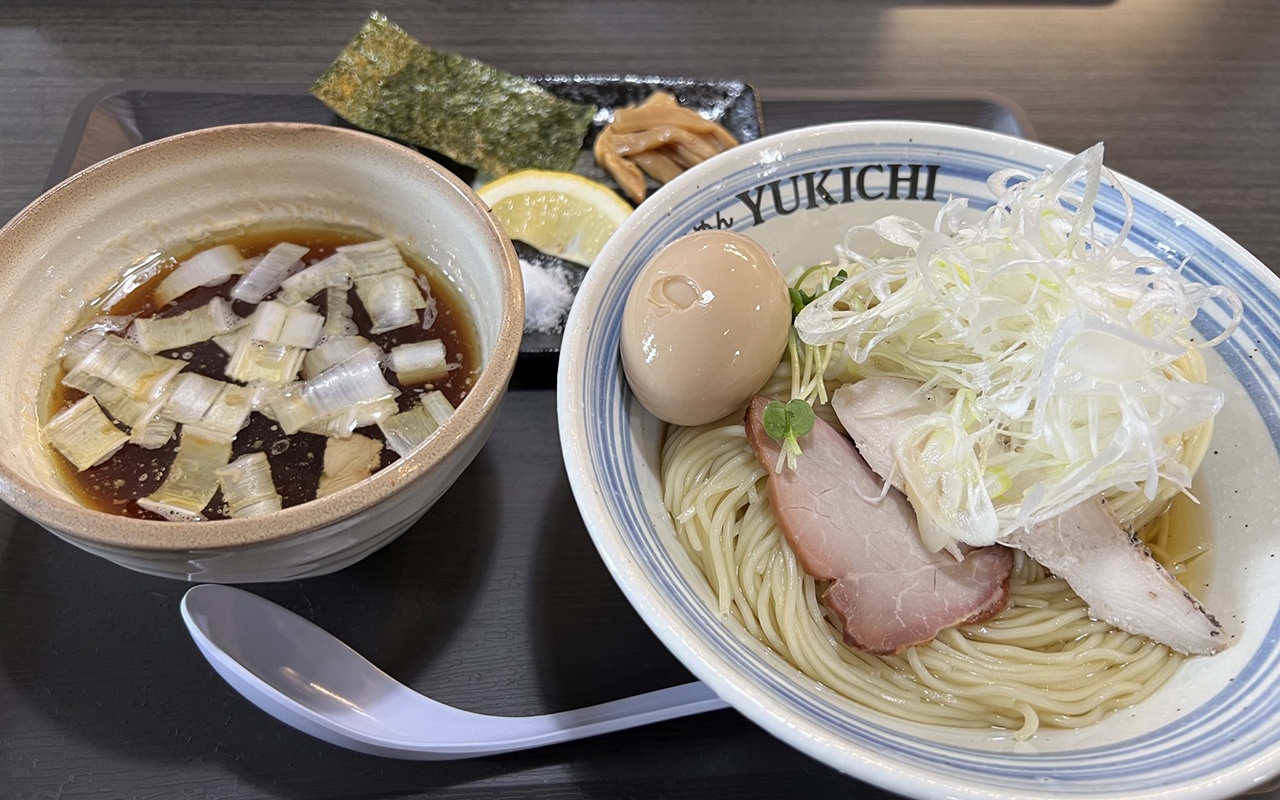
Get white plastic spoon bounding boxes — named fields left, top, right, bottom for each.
left=180, top=584, right=729, bottom=759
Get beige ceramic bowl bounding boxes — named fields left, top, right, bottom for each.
left=0, top=123, right=523, bottom=583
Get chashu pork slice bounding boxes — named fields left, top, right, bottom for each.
left=1007, top=498, right=1226, bottom=655
left=832, top=376, right=1229, bottom=656
left=744, top=395, right=1012, bottom=655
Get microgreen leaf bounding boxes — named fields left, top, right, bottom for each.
left=785, top=398, right=815, bottom=437
left=762, top=400, right=789, bottom=439
left=762, top=398, right=815, bottom=473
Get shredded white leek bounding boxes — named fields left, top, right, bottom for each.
left=216, top=452, right=283, bottom=518
left=44, top=396, right=130, bottom=471
left=230, top=242, right=308, bottom=304
left=127, top=297, right=242, bottom=354
left=387, top=339, right=450, bottom=384
left=138, top=425, right=233, bottom=520
left=154, top=245, right=245, bottom=306
left=793, top=143, right=1243, bottom=549
left=316, top=433, right=383, bottom=498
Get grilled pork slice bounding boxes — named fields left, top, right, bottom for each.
left=744, top=396, right=1012, bottom=655
left=832, top=377, right=1229, bottom=656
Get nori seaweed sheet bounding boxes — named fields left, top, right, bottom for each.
left=313, top=12, right=596, bottom=175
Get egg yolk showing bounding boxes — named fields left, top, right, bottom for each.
left=620, top=230, right=791, bottom=426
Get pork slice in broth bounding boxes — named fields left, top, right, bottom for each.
left=1007, top=498, right=1226, bottom=655
left=744, top=396, right=1012, bottom=656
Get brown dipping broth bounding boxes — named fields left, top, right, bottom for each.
left=50, top=226, right=479, bottom=521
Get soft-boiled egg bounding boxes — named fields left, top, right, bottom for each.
left=620, top=230, right=791, bottom=426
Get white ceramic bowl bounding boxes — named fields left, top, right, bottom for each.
left=558, top=121, right=1280, bottom=799
left=0, top=123, right=522, bottom=583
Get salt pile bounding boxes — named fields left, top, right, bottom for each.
left=520, top=258, right=575, bottom=334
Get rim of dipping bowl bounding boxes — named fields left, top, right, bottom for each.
left=0, top=122, right=523, bottom=552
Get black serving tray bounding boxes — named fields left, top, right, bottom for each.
left=48, top=77, right=765, bottom=355
left=45, top=81, right=1030, bottom=354
left=2, top=82, right=1032, bottom=800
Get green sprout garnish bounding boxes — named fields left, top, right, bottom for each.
left=762, top=398, right=815, bottom=472
left=789, top=268, right=848, bottom=319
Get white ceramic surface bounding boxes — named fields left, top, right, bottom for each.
left=0, top=123, right=523, bottom=582
left=558, top=121, right=1280, bottom=799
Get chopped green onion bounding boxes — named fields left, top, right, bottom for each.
left=130, top=412, right=177, bottom=450
left=163, top=373, right=259, bottom=435
left=278, top=252, right=356, bottom=305
left=137, top=425, right=234, bottom=520
left=302, top=336, right=381, bottom=381
left=338, top=239, right=406, bottom=278
left=419, top=388, right=455, bottom=428
left=377, top=390, right=454, bottom=456
left=61, top=317, right=132, bottom=370
left=378, top=403, right=437, bottom=457
left=63, top=335, right=185, bottom=402
left=355, top=268, right=427, bottom=334
left=247, top=300, right=325, bottom=349
left=44, top=396, right=130, bottom=471
left=230, top=242, right=309, bottom=304
left=302, top=395, right=400, bottom=438
left=155, top=245, right=245, bottom=307
left=216, top=452, right=283, bottom=518
left=302, top=348, right=397, bottom=417
left=258, top=382, right=321, bottom=435
left=224, top=338, right=305, bottom=385
left=386, top=339, right=449, bottom=384
left=62, top=372, right=149, bottom=427
left=127, top=296, right=243, bottom=354
left=321, top=282, right=358, bottom=338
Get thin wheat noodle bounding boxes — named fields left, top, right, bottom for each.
left=661, top=364, right=1200, bottom=736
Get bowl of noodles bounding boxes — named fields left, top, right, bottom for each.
left=558, top=120, right=1280, bottom=798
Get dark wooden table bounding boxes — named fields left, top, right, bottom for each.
left=2, top=2, right=1279, bottom=799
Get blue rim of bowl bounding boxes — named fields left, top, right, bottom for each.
left=558, top=120, right=1280, bottom=799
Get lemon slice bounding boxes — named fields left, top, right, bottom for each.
left=477, top=170, right=633, bottom=267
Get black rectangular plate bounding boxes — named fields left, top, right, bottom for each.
left=48, top=78, right=764, bottom=355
